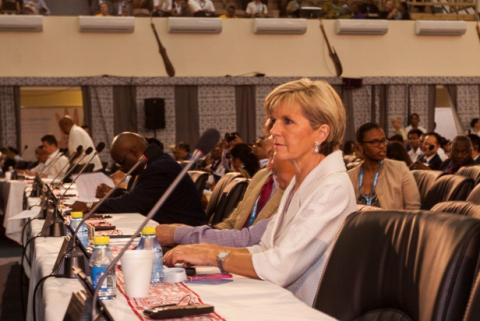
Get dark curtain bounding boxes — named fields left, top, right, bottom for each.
left=235, top=85, right=256, bottom=144
left=81, top=86, right=92, bottom=129
left=428, top=85, right=437, bottom=132
left=377, top=85, right=388, bottom=134
left=13, top=86, right=21, bottom=149
left=174, top=86, right=199, bottom=146
left=370, top=85, right=377, bottom=125
left=113, top=85, right=138, bottom=135
left=406, top=85, right=411, bottom=122
left=341, top=87, right=355, bottom=142
left=445, top=84, right=458, bottom=110
left=0, top=86, right=21, bottom=149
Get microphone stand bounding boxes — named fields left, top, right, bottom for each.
left=30, top=150, right=66, bottom=197
left=51, top=150, right=87, bottom=187
left=58, top=153, right=90, bottom=185
left=89, top=147, right=213, bottom=320
left=60, top=151, right=100, bottom=200
left=38, top=152, right=63, bottom=176
left=55, top=155, right=147, bottom=278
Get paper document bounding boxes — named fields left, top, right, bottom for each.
left=8, top=207, right=41, bottom=220
left=75, top=172, right=114, bottom=201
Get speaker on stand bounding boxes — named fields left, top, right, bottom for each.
left=144, top=98, right=166, bottom=138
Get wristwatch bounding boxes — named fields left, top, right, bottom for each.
left=216, top=251, right=230, bottom=273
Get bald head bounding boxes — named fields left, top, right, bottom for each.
left=450, top=135, right=473, bottom=167
left=111, top=132, right=148, bottom=172
left=58, top=116, right=74, bottom=135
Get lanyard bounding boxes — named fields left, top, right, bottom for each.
left=247, top=198, right=260, bottom=227
left=246, top=177, right=275, bottom=227
left=358, top=161, right=383, bottom=206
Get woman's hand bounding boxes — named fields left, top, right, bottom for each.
left=163, top=244, right=222, bottom=267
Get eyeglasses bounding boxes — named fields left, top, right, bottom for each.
left=362, top=138, right=387, bottom=146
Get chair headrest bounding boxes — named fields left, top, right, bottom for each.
left=457, top=165, right=480, bottom=184
left=467, top=184, right=480, bottom=205
left=431, top=201, right=480, bottom=219
left=315, top=210, right=480, bottom=321
left=422, top=174, right=474, bottom=209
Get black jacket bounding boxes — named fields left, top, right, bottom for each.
left=419, top=153, right=443, bottom=170
left=97, top=151, right=207, bottom=226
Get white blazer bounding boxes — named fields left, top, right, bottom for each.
left=248, top=150, right=357, bottom=305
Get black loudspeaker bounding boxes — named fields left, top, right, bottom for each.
left=342, top=77, right=363, bottom=89
left=144, top=98, right=166, bottom=130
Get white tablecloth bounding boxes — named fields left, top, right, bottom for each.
left=27, top=213, right=336, bottom=321
left=0, top=179, right=27, bottom=244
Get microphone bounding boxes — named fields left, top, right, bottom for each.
left=72, top=142, right=159, bottom=236
left=58, top=146, right=159, bottom=277
left=30, top=150, right=65, bottom=197
left=60, top=144, right=105, bottom=198
left=58, top=146, right=93, bottom=184
left=37, top=150, right=66, bottom=177
left=89, top=129, right=220, bottom=320
left=49, top=145, right=84, bottom=185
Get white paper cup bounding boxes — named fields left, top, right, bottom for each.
left=121, top=250, right=154, bottom=298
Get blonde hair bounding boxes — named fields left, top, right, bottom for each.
left=264, top=78, right=346, bottom=155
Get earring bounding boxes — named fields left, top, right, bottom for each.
left=314, top=141, right=321, bottom=153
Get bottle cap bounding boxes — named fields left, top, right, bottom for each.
left=71, top=211, right=83, bottom=219
left=93, top=236, right=110, bottom=245
left=141, top=226, right=156, bottom=236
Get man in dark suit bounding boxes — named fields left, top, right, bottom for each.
left=441, top=135, right=475, bottom=174
left=468, top=134, right=480, bottom=164
left=417, top=132, right=443, bottom=170
left=76, top=132, right=207, bottom=226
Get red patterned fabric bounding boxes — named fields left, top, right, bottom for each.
left=116, top=266, right=225, bottom=321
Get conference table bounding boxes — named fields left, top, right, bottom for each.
left=0, top=178, right=28, bottom=244
left=9, top=180, right=337, bottom=321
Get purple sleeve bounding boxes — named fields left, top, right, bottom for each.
left=174, top=219, right=270, bottom=247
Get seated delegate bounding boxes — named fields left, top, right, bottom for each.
left=163, top=78, right=357, bottom=305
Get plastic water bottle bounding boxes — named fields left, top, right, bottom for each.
left=89, top=236, right=116, bottom=300
left=69, top=211, right=89, bottom=248
left=137, top=226, right=163, bottom=283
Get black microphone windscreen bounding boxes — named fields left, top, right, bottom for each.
left=96, top=142, right=106, bottom=153
left=85, top=147, right=94, bottom=155
left=195, top=128, right=220, bottom=155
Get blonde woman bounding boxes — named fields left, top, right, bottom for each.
left=163, top=79, right=357, bottom=305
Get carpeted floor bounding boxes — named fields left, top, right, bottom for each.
left=0, top=236, right=25, bottom=321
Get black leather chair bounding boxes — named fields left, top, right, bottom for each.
left=411, top=170, right=443, bottom=205
left=188, top=170, right=209, bottom=196
left=205, top=172, right=242, bottom=220
left=314, top=210, right=480, bottom=321
left=431, top=201, right=480, bottom=219
left=432, top=199, right=480, bottom=321
left=463, top=273, right=480, bottom=321
left=467, top=184, right=480, bottom=205
left=421, top=174, right=474, bottom=210
left=209, top=177, right=249, bottom=225
left=457, top=166, right=480, bottom=186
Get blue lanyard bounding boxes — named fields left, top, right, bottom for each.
left=358, top=161, right=383, bottom=206
left=247, top=199, right=260, bottom=227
